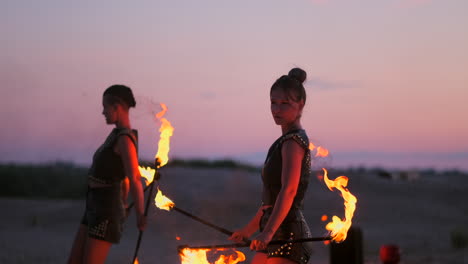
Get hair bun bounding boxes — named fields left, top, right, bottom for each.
left=288, top=68, right=307, bottom=84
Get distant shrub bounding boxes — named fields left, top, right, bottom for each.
left=0, top=162, right=87, bottom=199
left=451, top=228, right=468, bottom=249
left=165, top=158, right=260, bottom=172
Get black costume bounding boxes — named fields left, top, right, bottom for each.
left=81, top=128, right=138, bottom=243
left=260, top=129, right=312, bottom=263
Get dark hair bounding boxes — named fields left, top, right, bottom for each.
left=103, top=84, right=136, bottom=108
left=270, top=68, right=307, bottom=104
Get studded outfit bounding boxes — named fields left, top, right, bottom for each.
left=260, top=129, right=313, bottom=263
left=81, top=128, right=138, bottom=244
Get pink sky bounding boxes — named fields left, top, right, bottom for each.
left=1, top=0, right=467, bottom=170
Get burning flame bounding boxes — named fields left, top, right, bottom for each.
left=315, top=146, right=329, bottom=157
left=323, top=168, right=357, bottom=242
left=155, top=103, right=174, bottom=168
left=179, top=248, right=246, bottom=264
left=133, top=258, right=139, bottom=264
left=308, top=142, right=329, bottom=157
left=139, top=166, right=156, bottom=186
left=155, top=188, right=175, bottom=211
left=138, top=103, right=173, bottom=185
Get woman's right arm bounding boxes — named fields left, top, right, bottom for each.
left=229, top=205, right=266, bottom=243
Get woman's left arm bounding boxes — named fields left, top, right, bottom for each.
left=250, top=139, right=304, bottom=250
left=116, top=136, right=146, bottom=231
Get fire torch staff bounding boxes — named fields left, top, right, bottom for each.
left=67, top=85, right=146, bottom=264
left=131, top=159, right=161, bottom=264
left=230, top=68, right=314, bottom=264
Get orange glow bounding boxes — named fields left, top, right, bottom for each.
left=155, top=188, right=175, bottom=211
left=317, top=174, right=324, bottom=181
left=308, top=142, right=329, bottom=157
left=321, top=214, right=328, bottom=222
left=323, top=240, right=330, bottom=245
left=322, top=168, right=357, bottom=242
left=315, top=146, right=329, bottom=157
left=155, top=103, right=174, bottom=168
left=176, top=236, right=181, bottom=241
left=139, top=166, right=156, bottom=186
left=179, top=248, right=246, bottom=264
left=133, top=257, right=139, bottom=264
left=308, top=142, right=316, bottom=151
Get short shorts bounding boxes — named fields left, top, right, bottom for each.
left=81, top=185, right=125, bottom=244
left=259, top=207, right=313, bottom=264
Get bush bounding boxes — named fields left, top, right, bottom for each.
left=165, top=158, right=260, bottom=172
left=450, top=228, right=468, bottom=249
left=0, top=162, right=87, bottom=199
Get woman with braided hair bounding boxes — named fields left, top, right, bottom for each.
left=230, top=68, right=313, bottom=264
left=68, top=85, right=146, bottom=264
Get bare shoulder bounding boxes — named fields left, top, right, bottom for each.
left=282, top=139, right=305, bottom=157
left=115, top=134, right=136, bottom=155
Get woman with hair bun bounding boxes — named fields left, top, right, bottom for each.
left=230, top=68, right=313, bottom=264
left=67, top=85, right=146, bottom=264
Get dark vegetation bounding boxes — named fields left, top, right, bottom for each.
left=0, top=159, right=260, bottom=199
left=0, top=162, right=88, bottom=199
left=1, top=159, right=466, bottom=201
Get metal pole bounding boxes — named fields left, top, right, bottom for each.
left=172, top=206, right=233, bottom=236
left=177, top=236, right=332, bottom=251
left=131, top=159, right=161, bottom=264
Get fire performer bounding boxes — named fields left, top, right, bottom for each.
left=67, top=85, right=146, bottom=264
left=230, top=68, right=313, bottom=264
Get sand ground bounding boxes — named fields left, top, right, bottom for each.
left=1, top=167, right=467, bottom=263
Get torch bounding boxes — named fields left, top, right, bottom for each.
left=131, top=103, right=174, bottom=264
left=155, top=189, right=234, bottom=236
left=175, top=166, right=357, bottom=263
left=177, top=236, right=332, bottom=251
left=131, top=159, right=160, bottom=264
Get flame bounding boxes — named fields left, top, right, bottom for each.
left=321, top=214, right=328, bottom=222
left=133, top=258, right=139, bottom=264
left=179, top=248, right=246, bottom=264
left=308, top=142, right=316, bottom=150
left=308, top=142, right=329, bottom=157
left=315, top=146, right=329, bottom=157
left=322, top=168, right=357, bottom=242
left=139, top=166, right=156, bottom=186
left=155, top=103, right=174, bottom=168
left=155, top=188, right=175, bottom=211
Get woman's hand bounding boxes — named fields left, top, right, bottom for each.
left=250, top=231, right=273, bottom=251
left=137, top=213, right=147, bottom=231
left=229, top=228, right=251, bottom=243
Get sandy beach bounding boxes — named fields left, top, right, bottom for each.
left=1, top=166, right=467, bottom=264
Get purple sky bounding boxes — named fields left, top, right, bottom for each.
left=1, top=0, right=467, bottom=170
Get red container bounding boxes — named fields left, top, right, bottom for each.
left=379, top=244, right=400, bottom=264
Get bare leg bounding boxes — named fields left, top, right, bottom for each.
left=251, top=252, right=268, bottom=264
left=83, top=237, right=112, bottom=264
left=67, top=224, right=87, bottom=264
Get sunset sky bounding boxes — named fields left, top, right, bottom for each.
left=1, top=0, right=467, bottom=170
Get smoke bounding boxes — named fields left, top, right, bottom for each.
left=132, top=96, right=164, bottom=121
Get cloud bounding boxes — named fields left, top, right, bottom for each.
left=199, top=91, right=216, bottom=100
